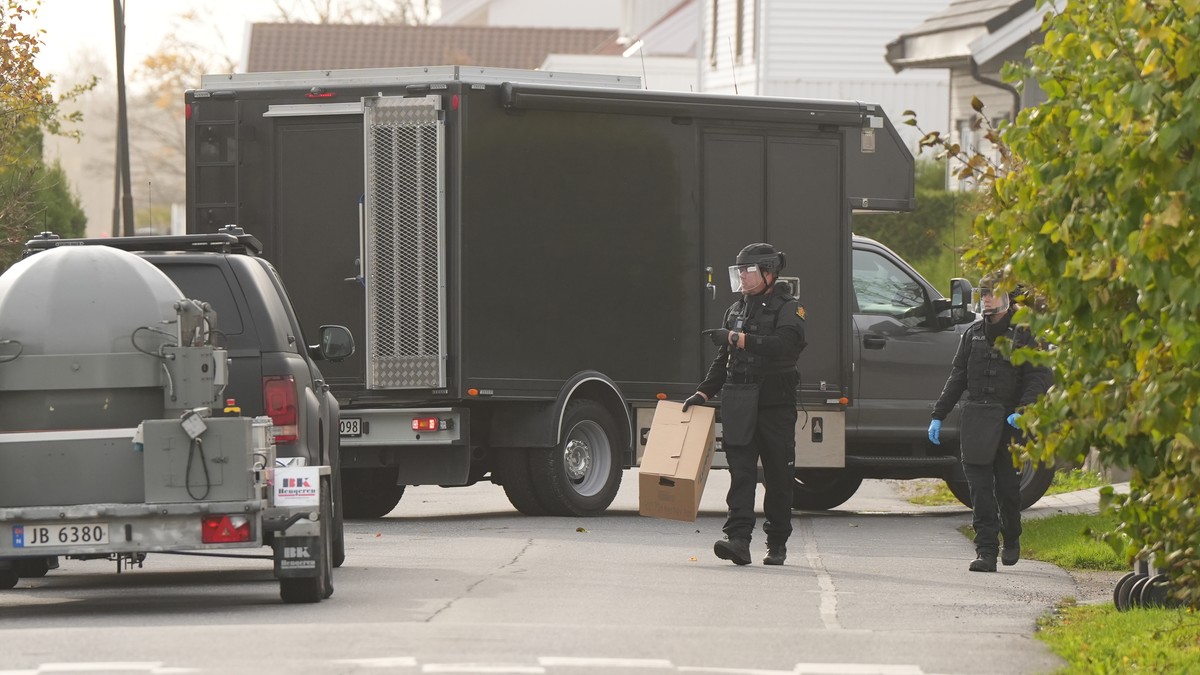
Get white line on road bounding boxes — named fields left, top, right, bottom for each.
left=422, top=665, right=545, bottom=674
left=676, top=667, right=797, bottom=675
left=800, top=519, right=842, bottom=631
left=793, top=664, right=924, bottom=674
left=538, top=657, right=674, bottom=668
left=334, top=657, right=419, bottom=668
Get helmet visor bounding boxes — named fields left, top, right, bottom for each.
left=728, top=264, right=763, bottom=293
left=974, top=285, right=1011, bottom=316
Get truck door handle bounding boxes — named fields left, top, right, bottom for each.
left=863, top=335, right=887, bottom=349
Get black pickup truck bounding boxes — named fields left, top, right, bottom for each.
left=23, top=228, right=355, bottom=565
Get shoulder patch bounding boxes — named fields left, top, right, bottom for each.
left=796, top=305, right=806, bottom=321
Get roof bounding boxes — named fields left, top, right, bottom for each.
left=885, top=0, right=1034, bottom=71
left=245, top=23, right=619, bottom=72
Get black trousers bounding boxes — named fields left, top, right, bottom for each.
left=722, top=404, right=797, bottom=544
left=962, top=428, right=1022, bottom=554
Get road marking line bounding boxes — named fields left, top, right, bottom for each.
left=334, top=657, right=419, bottom=668
left=793, top=664, right=924, bottom=674
left=538, top=657, right=674, bottom=668
left=800, top=519, right=841, bottom=630
left=39, top=664, right=170, bottom=673
left=422, top=665, right=545, bottom=674
left=676, top=662, right=796, bottom=667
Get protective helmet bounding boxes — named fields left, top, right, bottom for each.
left=735, top=243, right=786, bottom=274
left=974, top=272, right=1011, bottom=316
left=729, top=243, right=786, bottom=294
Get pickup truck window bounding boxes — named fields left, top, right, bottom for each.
left=852, top=249, right=925, bottom=320
left=158, top=263, right=245, bottom=335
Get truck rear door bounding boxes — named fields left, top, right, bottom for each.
left=266, top=108, right=367, bottom=389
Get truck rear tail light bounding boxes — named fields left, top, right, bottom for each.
left=412, top=417, right=452, bottom=431
left=201, top=515, right=252, bottom=543
left=263, top=376, right=298, bottom=444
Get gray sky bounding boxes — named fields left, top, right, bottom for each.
left=31, top=0, right=281, bottom=83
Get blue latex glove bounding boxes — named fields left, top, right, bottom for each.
left=1007, top=413, right=1020, bottom=428
left=927, top=419, right=942, bottom=445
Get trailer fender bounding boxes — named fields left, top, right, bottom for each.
left=553, top=372, right=633, bottom=461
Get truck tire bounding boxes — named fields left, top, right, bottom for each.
left=497, top=449, right=551, bottom=516
left=280, top=477, right=335, bottom=604
left=341, top=468, right=405, bottom=519
left=792, top=468, right=863, bottom=511
left=529, top=399, right=623, bottom=517
left=943, top=461, right=1056, bottom=510
left=0, top=570, right=17, bottom=589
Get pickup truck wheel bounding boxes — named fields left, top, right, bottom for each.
left=497, top=449, right=551, bottom=516
left=279, top=476, right=334, bottom=603
left=529, top=400, right=623, bottom=517
left=943, top=461, right=1055, bottom=510
left=341, top=468, right=405, bottom=519
left=792, top=469, right=863, bottom=510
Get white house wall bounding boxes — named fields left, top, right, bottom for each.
left=766, top=78, right=949, bottom=151
left=540, top=54, right=699, bottom=92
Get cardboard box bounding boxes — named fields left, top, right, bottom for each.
left=638, top=400, right=717, bottom=522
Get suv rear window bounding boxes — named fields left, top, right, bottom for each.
left=159, top=263, right=246, bottom=335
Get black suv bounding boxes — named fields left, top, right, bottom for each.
left=23, top=228, right=354, bottom=566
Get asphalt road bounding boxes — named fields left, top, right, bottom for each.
left=0, top=472, right=1076, bottom=675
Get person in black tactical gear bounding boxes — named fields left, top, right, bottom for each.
left=682, top=243, right=807, bottom=566
left=928, top=274, right=1052, bottom=572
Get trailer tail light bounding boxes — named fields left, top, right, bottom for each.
left=263, top=376, right=298, bottom=444
left=201, top=515, right=252, bottom=543
left=185, top=103, right=192, bottom=120
left=412, top=417, right=453, bottom=432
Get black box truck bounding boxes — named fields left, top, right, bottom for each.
left=185, top=66, right=1052, bottom=518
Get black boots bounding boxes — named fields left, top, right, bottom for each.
left=763, top=543, right=787, bottom=566
left=969, top=551, right=998, bottom=572
left=713, top=537, right=752, bottom=565
left=1002, top=538, right=1020, bottom=566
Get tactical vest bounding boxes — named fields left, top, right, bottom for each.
left=964, top=322, right=1033, bottom=409
left=723, top=291, right=799, bottom=382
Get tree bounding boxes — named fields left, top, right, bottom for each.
left=0, top=0, right=91, bottom=269
left=940, top=0, right=1199, bottom=607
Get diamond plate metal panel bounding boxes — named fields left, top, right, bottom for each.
left=364, top=96, right=446, bottom=389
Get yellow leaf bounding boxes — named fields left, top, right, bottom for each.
left=1141, top=49, right=1162, bottom=77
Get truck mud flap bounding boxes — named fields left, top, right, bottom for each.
left=273, top=536, right=321, bottom=578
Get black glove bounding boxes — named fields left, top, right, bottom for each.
left=682, top=393, right=706, bottom=412
left=702, top=328, right=731, bottom=346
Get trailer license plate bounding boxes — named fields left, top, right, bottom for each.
left=13, top=523, right=109, bottom=548
left=340, top=417, right=361, bottom=437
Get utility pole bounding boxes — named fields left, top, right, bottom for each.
left=113, top=0, right=135, bottom=236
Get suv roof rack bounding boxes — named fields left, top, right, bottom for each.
left=23, top=225, right=262, bottom=257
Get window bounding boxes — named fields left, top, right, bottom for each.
left=852, top=249, right=926, bottom=321
left=735, top=0, right=744, bottom=61
left=710, top=0, right=719, bottom=67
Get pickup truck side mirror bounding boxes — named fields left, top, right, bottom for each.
left=949, top=277, right=976, bottom=324
left=311, top=325, right=356, bottom=362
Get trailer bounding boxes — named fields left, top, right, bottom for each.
left=185, top=66, right=916, bottom=517
left=0, top=246, right=334, bottom=603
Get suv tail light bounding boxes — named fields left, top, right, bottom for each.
left=263, top=375, right=298, bottom=444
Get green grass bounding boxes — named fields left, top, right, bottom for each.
left=1038, top=601, right=1200, bottom=673
left=1045, top=468, right=1109, bottom=496
left=907, top=482, right=959, bottom=506
left=962, top=513, right=1125, bottom=571
left=906, top=469, right=1108, bottom=507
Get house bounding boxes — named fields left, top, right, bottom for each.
left=701, top=0, right=955, bottom=150
left=244, top=23, right=619, bottom=72
left=886, top=0, right=1056, bottom=160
